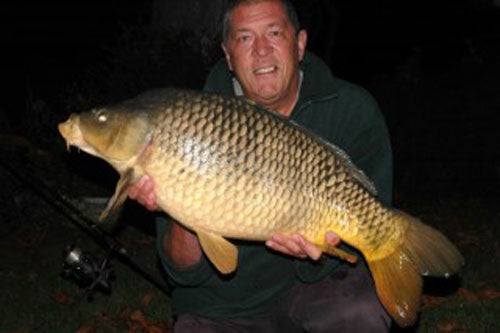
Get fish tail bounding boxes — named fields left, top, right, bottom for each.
left=366, top=210, right=464, bottom=327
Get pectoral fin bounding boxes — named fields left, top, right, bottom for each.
left=99, top=168, right=134, bottom=221
left=196, top=230, right=238, bottom=274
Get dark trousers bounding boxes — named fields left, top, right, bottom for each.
left=174, top=263, right=391, bottom=332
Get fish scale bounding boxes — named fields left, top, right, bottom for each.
left=59, top=88, right=463, bottom=327
left=146, top=93, right=324, bottom=239
left=163, top=92, right=374, bottom=245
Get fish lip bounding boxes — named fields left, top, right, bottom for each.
left=58, top=117, right=84, bottom=151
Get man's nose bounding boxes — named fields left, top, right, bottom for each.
left=253, top=36, right=272, bottom=56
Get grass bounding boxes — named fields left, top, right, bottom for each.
left=392, top=197, right=500, bottom=332
left=0, top=205, right=173, bottom=332
left=0, top=144, right=173, bottom=332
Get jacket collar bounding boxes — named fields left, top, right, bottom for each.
left=296, top=51, right=340, bottom=106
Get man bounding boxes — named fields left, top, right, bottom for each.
left=129, top=0, right=393, bottom=331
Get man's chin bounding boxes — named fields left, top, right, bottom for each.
left=253, top=87, right=280, bottom=100
left=252, top=93, right=280, bottom=108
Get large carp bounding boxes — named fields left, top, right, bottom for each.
left=58, top=88, right=463, bottom=327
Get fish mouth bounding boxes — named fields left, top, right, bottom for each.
left=253, top=65, right=278, bottom=75
left=58, top=116, right=84, bottom=152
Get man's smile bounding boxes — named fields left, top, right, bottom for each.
left=253, top=65, right=278, bottom=74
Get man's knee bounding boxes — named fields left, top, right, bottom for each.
left=306, top=297, right=391, bottom=332
left=174, top=315, right=223, bottom=333
left=302, top=266, right=392, bottom=332
left=336, top=299, right=391, bottom=331
left=338, top=273, right=392, bottom=330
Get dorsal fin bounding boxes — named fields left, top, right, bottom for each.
left=244, top=99, right=378, bottom=196
left=288, top=117, right=378, bottom=196
left=321, top=139, right=378, bottom=196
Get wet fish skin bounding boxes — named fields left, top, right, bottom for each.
left=58, top=88, right=464, bottom=327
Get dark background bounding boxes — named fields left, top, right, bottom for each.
left=1, top=0, right=500, bottom=200
left=0, top=1, right=499, bottom=330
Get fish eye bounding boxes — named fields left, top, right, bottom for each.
left=92, top=109, right=108, bottom=123
left=98, top=114, right=107, bottom=122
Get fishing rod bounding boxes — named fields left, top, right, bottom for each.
left=0, top=156, right=170, bottom=297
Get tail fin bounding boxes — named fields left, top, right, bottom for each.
left=366, top=210, right=464, bottom=327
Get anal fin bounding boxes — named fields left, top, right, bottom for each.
left=323, top=245, right=358, bottom=264
left=196, top=230, right=238, bottom=274
left=99, top=168, right=134, bottom=221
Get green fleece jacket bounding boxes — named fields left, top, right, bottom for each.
left=156, top=51, right=393, bottom=318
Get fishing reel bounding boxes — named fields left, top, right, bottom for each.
left=61, top=244, right=114, bottom=299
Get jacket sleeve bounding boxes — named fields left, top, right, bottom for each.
left=155, top=216, right=214, bottom=287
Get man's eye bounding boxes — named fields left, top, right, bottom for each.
left=270, top=30, right=282, bottom=37
left=238, top=35, right=251, bottom=43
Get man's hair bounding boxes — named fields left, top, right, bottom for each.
left=222, top=0, right=301, bottom=43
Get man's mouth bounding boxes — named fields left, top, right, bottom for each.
left=253, top=66, right=277, bottom=74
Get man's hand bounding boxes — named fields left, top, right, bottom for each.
left=128, top=175, right=158, bottom=211
left=266, top=232, right=340, bottom=260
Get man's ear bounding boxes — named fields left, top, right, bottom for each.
left=221, top=43, right=233, bottom=71
left=297, top=29, right=308, bottom=61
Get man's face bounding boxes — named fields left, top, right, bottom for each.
left=223, top=0, right=307, bottom=113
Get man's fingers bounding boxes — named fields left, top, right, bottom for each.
left=266, top=234, right=321, bottom=260
left=266, top=240, right=306, bottom=258
left=266, top=231, right=342, bottom=262
left=272, top=234, right=304, bottom=255
left=127, top=175, right=158, bottom=211
left=266, top=235, right=301, bottom=257
left=141, top=187, right=157, bottom=210
left=128, top=175, right=147, bottom=199
left=145, top=192, right=157, bottom=210
left=142, top=176, right=154, bottom=192
left=128, top=184, right=139, bottom=199
left=300, top=237, right=322, bottom=261
left=325, top=231, right=340, bottom=247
